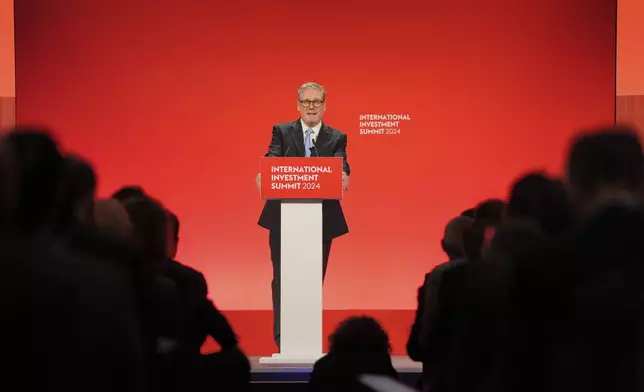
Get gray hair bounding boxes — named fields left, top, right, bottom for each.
left=298, top=82, right=326, bottom=101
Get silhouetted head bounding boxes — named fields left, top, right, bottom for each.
left=460, top=208, right=476, bottom=218
left=328, top=316, right=390, bottom=355
left=462, top=223, right=488, bottom=262
left=124, top=197, right=169, bottom=271
left=566, top=126, right=644, bottom=214
left=94, top=198, right=132, bottom=240
left=166, top=210, right=180, bottom=259
left=111, top=185, right=146, bottom=203
left=441, top=216, right=475, bottom=260
left=507, top=172, right=572, bottom=238
left=474, top=199, right=506, bottom=226
left=54, top=155, right=97, bottom=234
left=484, top=219, right=544, bottom=264
left=2, top=129, right=64, bottom=232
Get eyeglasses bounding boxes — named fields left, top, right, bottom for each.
left=300, top=100, right=324, bottom=108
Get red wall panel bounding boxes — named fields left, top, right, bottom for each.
left=14, top=0, right=615, bottom=316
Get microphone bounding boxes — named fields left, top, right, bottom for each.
left=283, top=143, right=291, bottom=157
left=310, top=137, right=320, bottom=157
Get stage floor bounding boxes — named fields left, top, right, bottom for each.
left=250, top=355, right=421, bottom=384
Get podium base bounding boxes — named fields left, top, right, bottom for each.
left=258, top=352, right=324, bottom=364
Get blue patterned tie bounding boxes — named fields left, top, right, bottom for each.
left=304, top=128, right=313, bottom=157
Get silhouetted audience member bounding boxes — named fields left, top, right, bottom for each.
left=477, top=173, right=571, bottom=317
left=410, top=217, right=489, bottom=392
left=459, top=220, right=546, bottom=392
left=461, top=221, right=488, bottom=262
left=2, top=130, right=65, bottom=233
left=54, top=155, right=97, bottom=237
left=506, top=172, right=572, bottom=238
left=510, top=126, right=644, bottom=392
left=94, top=198, right=133, bottom=239
left=567, top=127, right=644, bottom=214
left=407, top=216, right=474, bottom=363
left=474, top=199, right=506, bottom=226
left=0, top=129, right=83, bottom=391
left=125, top=197, right=171, bottom=272
left=460, top=208, right=476, bottom=218
left=163, top=210, right=248, bottom=391
left=0, top=136, right=17, bottom=220
left=59, top=162, right=141, bottom=288
left=124, top=197, right=183, bottom=392
left=424, top=216, right=515, bottom=392
left=471, top=173, right=572, bottom=363
left=443, top=179, right=565, bottom=392
left=164, top=211, right=239, bottom=352
left=53, top=156, right=143, bottom=308
left=441, top=216, right=476, bottom=260
left=0, top=129, right=145, bottom=392
left=310, top=316, right=398, bottom=392
left=166, top=209, right=180, bottom=258
left=467, top=199, right=505, bottom=260
left=112, top=185, right=147, bottom=202
left=484, top=219, right=545, bottom=267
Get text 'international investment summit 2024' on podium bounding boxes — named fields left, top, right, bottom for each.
left=258, top=156, right=343, bottom=364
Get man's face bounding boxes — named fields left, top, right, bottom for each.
left=298, top=88, right=325, bottom=126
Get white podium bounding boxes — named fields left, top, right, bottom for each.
left=258, top=157, right=344, bottom=364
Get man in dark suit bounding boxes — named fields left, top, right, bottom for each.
left=256, top=81, right=351, bottom=348
left=407, top=216, right=474, bottom=356
left=164, top=211, right=240, bottom=355
left=406, top=216, right=473, bottom=391
left=164, top=211, right=249, bottom=390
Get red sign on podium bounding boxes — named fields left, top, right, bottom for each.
left=260, top=157, right=344, bottom=200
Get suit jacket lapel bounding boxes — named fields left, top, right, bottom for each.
left=315, top=123, right=331, bottom=154
left=289, top=119, right=305, bottom=157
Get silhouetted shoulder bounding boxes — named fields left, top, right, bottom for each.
left=166, top=259, right=208, bottom=296
left=311, top=352, right=398, bottom=390
left=425, top=259, right=467, bottom=283
left=168, top=260, right=206, bottom=282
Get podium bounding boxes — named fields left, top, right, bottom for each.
left=258, top=157, right=344, bottom=364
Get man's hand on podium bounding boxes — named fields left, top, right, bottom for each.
left=342, top=172, right=349, bottom=191
left=256, top=173, right=261, bottom=192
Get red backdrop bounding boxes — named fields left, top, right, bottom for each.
left=14, top=0, right=615, bottom=353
